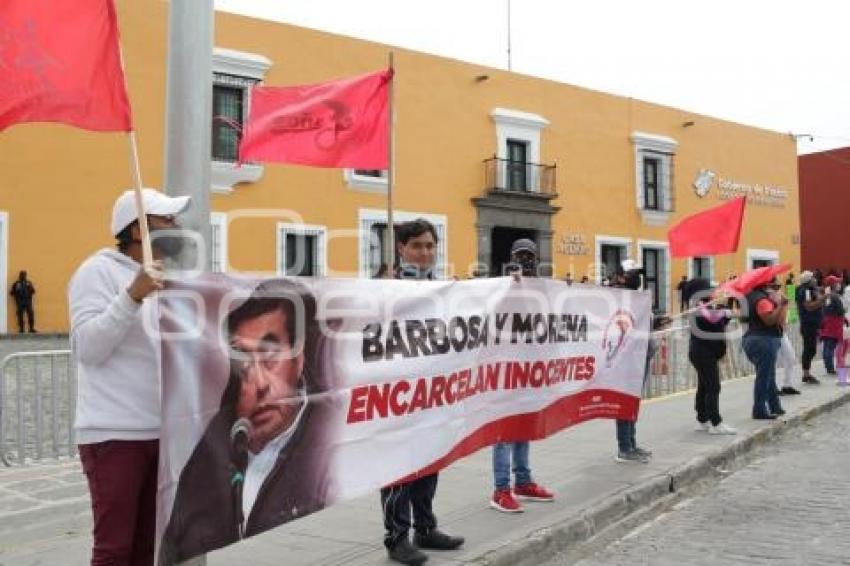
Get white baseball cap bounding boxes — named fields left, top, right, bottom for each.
left=621, top=258, right=642, bottom=272
left=110, top=188, right=191, bottom=236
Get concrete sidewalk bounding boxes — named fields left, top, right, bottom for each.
left=1, top=370, right=847, bottom=566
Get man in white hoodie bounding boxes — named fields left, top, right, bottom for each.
left=69, top=188, right=190, bottom=565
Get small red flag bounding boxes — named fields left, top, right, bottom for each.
left=668, top=197, right=746, bottom=258
left=239, top=69, right=392, bottom=169
left=0, top=0, right=132, bottom=132
left=720, top=263, right=791, bottom=296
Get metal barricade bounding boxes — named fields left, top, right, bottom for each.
left=0, top=350, right=76, bottom=466
left=644, top=321, right=805, bottom=399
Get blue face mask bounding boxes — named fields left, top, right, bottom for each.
left=398, top=262, right=433, bottom=280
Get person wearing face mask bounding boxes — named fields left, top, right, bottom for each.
left=69, top=188, right=191, bottom=565
left=489, top=239, right=555, bottom=513
left=743, top=277, right=787, bottom=419
left=819, top=275, right=845, bottom=376
left=380, top=218, right=465, bottom=566
left=795, top=271, right=826, bottom=384
left=611, top=259, right=669, bottom=463
left=685, top=278, right=736, bottom=435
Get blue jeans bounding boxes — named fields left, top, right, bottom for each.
left=742, top=334, right=783, bottom=417
left=492, top=442, right=531, bottom=490
left=615, top=340, right=653, bottom=453
left=823, top=338, right=838, bottom=373
left=616, top=419, right=637, bottom=453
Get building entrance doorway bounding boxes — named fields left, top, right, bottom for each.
left=491, top=226, right=537, bottom=276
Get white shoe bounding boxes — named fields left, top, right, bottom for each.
left=708, top=423, right=737, bottom=435
left=694, top=422, right=710, bottom=432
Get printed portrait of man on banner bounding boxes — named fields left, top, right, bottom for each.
left=157, top=279, right=339, bottom=565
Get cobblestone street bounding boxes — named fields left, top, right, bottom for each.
left=550, top=402, right=850, bottom=566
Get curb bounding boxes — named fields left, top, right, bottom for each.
left=474, top=388, right=850, bottom=566
left=0, top=333, right=68, bottom=341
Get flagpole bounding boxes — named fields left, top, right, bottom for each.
left=385, top=52, right=396, bottom=274
left=128, top=132, right=153, bottom=268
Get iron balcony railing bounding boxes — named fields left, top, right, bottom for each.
left=483, top=157, right=557, bottom=196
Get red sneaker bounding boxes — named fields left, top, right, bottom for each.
left=490, top=488, right=523, bottom=513
left=513, top=482, right=555, bottom=502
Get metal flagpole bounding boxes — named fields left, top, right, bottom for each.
left=384, top=52, right=396, bottom=274
left=164, top=0, right=214, bottom=273
left=165, top=4, right=212, bottom=563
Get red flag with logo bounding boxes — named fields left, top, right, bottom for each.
left=668, top=197, right=746, bottom=258
left=0, top=0, right=132, bottom=132
left=239, top=69, right=392, bottom=168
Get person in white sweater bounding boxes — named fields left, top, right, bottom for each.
left=69, top=188, right=190, bottom=565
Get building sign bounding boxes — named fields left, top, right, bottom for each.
left=691, top=169, right=788, bottom=208
left=717, top=178, right=788, bottom=207
left=557, top=234, right=590, bottom=255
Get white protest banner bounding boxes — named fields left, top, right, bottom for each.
left=155, top=275, right=652, bottom=564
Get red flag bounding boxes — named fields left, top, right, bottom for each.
left=720, top=263, right=791, bottom=296
left=0, top=0, right=132, bottom=132
left=668, top=197, right=746, bottom=258
left=239, top=69, right=392, bottom=168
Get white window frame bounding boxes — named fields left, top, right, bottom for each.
left=343, top=169, right=389, bottom=193
left=0, top=211, right=8, bottom=333
left=688, top=256, right=716, bottom=285
left=631, top=131, right=677, bottom=226
left=594, top=235, right=632, bottom=284
left=491, top=108, right=549, bottom=192
left=210, top=48, right=272, bottom=194
left=209, top=212, right=228, bottom=273
left=358, top=209, right=448, bottom=279
left=746, top=248, right=780, bottom=270
left=276, top=223, right=328, bottom=277
left=637, top=239, right=671, bottom=314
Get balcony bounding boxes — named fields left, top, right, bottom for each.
left=483, top=157, right=557, bottom=197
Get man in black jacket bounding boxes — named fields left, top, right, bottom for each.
left=795, top=271, right=825, bottom=384
left=380, top=218, right=464, bottom=566
left=9, top=270, right=36, bottom=333
left=158, top=279, right=335, bottom=565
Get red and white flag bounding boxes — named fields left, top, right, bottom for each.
left=239, top=69, right=392, bottom=168
left=0, top=0, right=132, bottom=132
left=668, top=197, right=746, bottom=258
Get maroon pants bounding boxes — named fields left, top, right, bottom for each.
left=79, top=440, right=159, bottom=566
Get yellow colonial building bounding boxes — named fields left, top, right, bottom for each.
left=0, top=1, right=800, bottom=332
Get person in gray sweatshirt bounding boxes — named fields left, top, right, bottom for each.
left=69, top=188, right=190, bottom=565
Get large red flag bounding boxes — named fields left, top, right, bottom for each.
left=0, top=0, right=132, bottom=132
left=239, top=69, right=392, bottom=168
left=668, top=197, right=746, bottom=258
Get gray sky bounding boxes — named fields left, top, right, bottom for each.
left=214, top=0, right=850, bottom=155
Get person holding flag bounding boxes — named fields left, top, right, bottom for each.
left=742, top=277, right=787, bottom=420
left=70, top=189, right=190, bottom=564
left=685, top=278, right=736, bottom=435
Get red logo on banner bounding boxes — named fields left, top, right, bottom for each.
left=602, top=309, right=636, bottom=368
